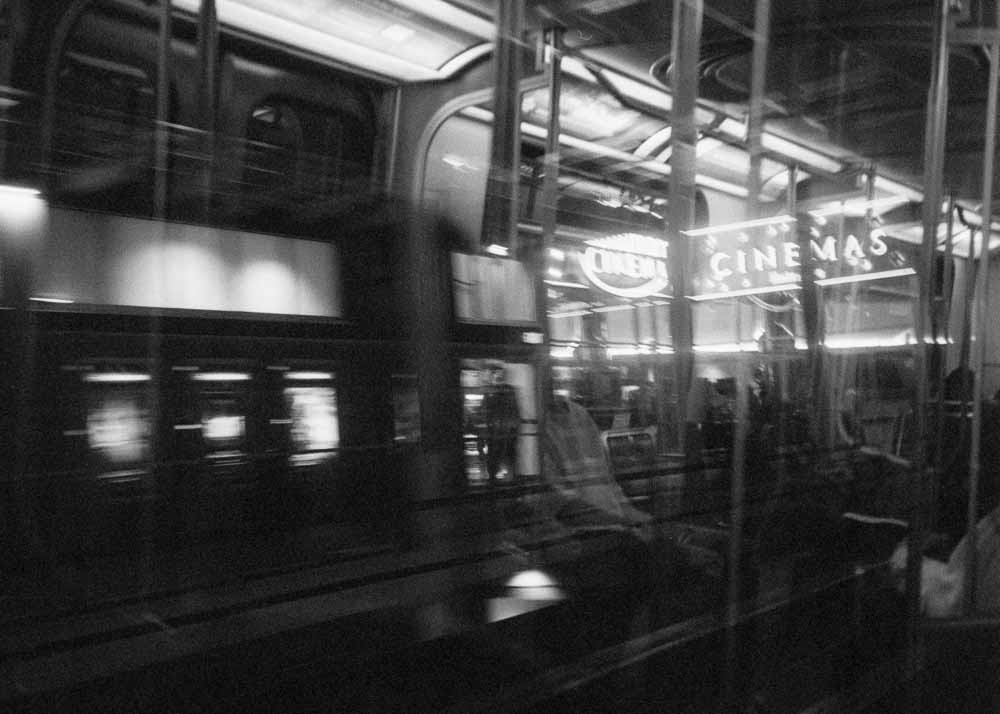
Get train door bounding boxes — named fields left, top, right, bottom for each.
left=168, top=360, right=256, bottom=539
left=46, top=360, right=156, bottom=556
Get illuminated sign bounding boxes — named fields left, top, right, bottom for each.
left=691, top=216, right=908, bottom=298
left=578, top=233, right=670, bottom=298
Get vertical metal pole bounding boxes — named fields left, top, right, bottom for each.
left=482, top=0, right=523, bottom=253
left=196, top=0, right=218, bottom=219
left=668, top=0, right=701, bottom=463
left=929, top=196, right=955, bottom=536
left=154, top=0, right=172, bottom=219
left=908, top=0, right=951, bottom=695
left=963, top=35, right=1000, bottom=614
left=726, top=3, right=769, bottom=709
left=745, top=0, right=769, bottom=219
left=535, top=27, right=562, bottom=480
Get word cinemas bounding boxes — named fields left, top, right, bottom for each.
left=703, top=230, right=891, bottom=286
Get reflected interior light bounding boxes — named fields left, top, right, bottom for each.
left=815, top=267, right=916, bottom=287
left=635, top=126, right=672, bottom=157
left=824, top=335, right=913, bottom=350
left=83, top=373, right=151, bottom=383
left=608, top=345, right=652, bottom=357
left=591, top=304, right=635, bottom=313
left=485, top=243, right=509, bottom=257
left=0, top=184, right=41, bottom=198
left=551, top=346, right=576, bottom=360
left=545, top=280, right=589, bottom=290
left=191, top=372, right=251, bottom=382
left=465, top=393, right=484, bottom=402
left=688, top=283, right=801, bottom=302
left=88, top=397, right=149, bottom=463
left=549, top=247, right=566, bottom=261
left=873, top=175, right=924, bottom=203
left=507, top=569, right=560, bottom=590
left=760, top=133, right=843, bottom=173
left=548, top=267, right=564, bottom=279
left=694, top=342, right=761, bottom=353
left=683, top=214, right=795, bottom=237
left=30, top=296, right=74, bottom=304
left=285, top=371, right=334, bottom=381
left=202, top=415, right=246, bottom=441
left=809, top=195, right=909, bottom=218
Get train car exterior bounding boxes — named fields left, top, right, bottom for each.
left=3, top=1, right=1000, bottom=712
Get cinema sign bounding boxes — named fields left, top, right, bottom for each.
left=578, top=232, right=670, bottom=298
left=688, top=216, right=906, bottom=297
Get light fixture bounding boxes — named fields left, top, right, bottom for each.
left=485, top=243, right=509, bottom=257
left=683, top=214, right=795, bottom=237
left=759, top=134, right=843, bottom=173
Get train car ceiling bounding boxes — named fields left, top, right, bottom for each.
left=170, top=0, right=495, bottom=80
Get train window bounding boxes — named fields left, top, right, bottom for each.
left=263, top=366, right=340, bottom=466
left=245, top=101, right=302, bottom=195
left=284, top=374, right=339, bottom=465
left=392, top=374, right=421, bottom=444
left=172, top=366, right=253, bottom=461
left=243, top=96, right=374, bottom=221
left=52, top=49, right=155, bottom=212
left=81, top=367, right=153, bottom=480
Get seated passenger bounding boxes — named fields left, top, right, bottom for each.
left=542, top=396, right=652, bottom=538
left=891, top=504, right=1000, bottom=616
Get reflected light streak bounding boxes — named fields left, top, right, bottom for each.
left=83, top=373, right=151, bottom=383
left=694, top=342, right=761, bottom=353
left=815, top=267, right=916, bottom=287
left=30, top=296, right=74, bottom=304
left=285, top=371, right=334, bottom=381
left=688, top=283, right=801, bottom=302
left=191, top=372, right=251, bottom=382
left=683, top=214, right=795, bottom=237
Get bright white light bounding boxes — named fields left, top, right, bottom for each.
left=549, top=247, right=566, bottom=261
left=191, top=372, right=251, bottom=382
left=202, top=415, right=245, bottom=441
left=607, top=345, right=652, bottom=357
left=285, top=371, right=334, bottom=381
left=694, top=342, right=761, bottom=353
left=696, top=137, right=724, bottom=156
left=823, top=332, right=914, bottom=349
left=545, top=280, right=589, bottom=290
left=684, top=214, right=795, bottom=237
left=485, top=243, right=509, bottom=257
left=30, top=296, right=74, bottom=304
left=599, top=70, right=673, bottom=112
left=380, top=24, right=415, bottom=43
left=591, top=304, right=635, bottom=313
left=688, top=283, right=801, bottom=302
left=83, top=373, right=151, bottom=383
left=560, top=56, right=597, bottom=82
left=760, top=134, right=842, bottom=173
left=551, top=346, right=576, bottom=359
left=0, top=185, right=41, bottom=197
left=547, top=267, right=564, bottom=279
left=636, top=127, right=672, bottom=157
left=696, top=173, right=749, bottom=198
left=809, top=195, right=909, bottom=218
left=507, top=569, right=560, bottom=589
left=815, top=268, right=916, bottom=286
left=873, top=175, right=924, bottom=203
